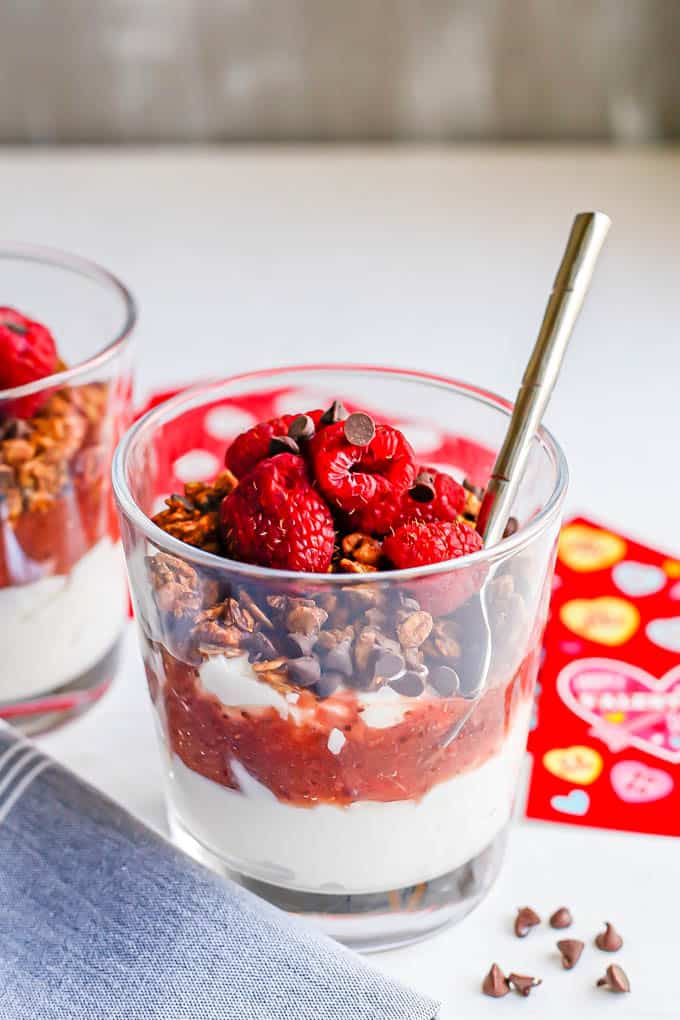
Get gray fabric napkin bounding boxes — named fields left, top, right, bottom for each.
left=0, top=722, right=438, bottom=1020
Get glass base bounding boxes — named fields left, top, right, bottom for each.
left=168, top=808, right=506, bottom=952
left=0, top=638, right=123, bottom=736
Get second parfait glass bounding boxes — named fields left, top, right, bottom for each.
left=113, top=366, right=567, bottom=950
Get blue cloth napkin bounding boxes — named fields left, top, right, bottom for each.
left=0, top=722, right=438, bottom=1020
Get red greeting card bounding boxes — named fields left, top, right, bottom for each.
left=526, top=518, right=680, bottom=837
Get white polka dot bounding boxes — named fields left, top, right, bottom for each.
left=173, top=449, right=220, bottom=482
left=327, top=727, right=346, bottom=755
left=392, top=423, right=444, bottom=455
left=275, top=390, right=332, bottom=416
left=152, top=494, right=172, bottom=515
left=204, top=406, right=256, bottom=440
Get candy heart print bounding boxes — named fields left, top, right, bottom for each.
left=558, top=658, right=680, bottom=764
left=551, top=790, right=590, bottom=816
left=646, top=617, right=680, bottom=653
left=610, top=761, right=673, bottom=803
left=612, top=561, right=667, bottom=598
left=560, top=597, right=640, bottom=647
left=558, top=524, right=626, bottom=573
left=543, top=745, right=603, bottom=785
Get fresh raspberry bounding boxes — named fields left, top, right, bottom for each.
left=0, top=307, right=58, bottom=419
left=384, top=518, right=484, bottom=614
left=384, top=518, right=482, bottom=569
left=310, top=420, right=416, bottom=534
left=225, top=409, right=323, bottom=477
left=394, top=467, right=466, bottom=528
left=220, top=453, right=335, bottom=572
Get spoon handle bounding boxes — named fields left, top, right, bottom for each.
left=477, top=211, right=611, bottom=546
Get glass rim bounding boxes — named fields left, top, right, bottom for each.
left=112, top=364, right=569, bottom=584
left=0, top=242, right=137, bottom=400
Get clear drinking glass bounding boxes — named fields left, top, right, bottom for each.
left=113, top=366, right=567, bottom=951
left=0, top=245, right=135, bottom=733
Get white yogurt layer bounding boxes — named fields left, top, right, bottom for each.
left=167, top=699, right=532, bottom=895
left=0, top=538, right=127, bottom=702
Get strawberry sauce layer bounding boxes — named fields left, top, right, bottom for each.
left=158, top=644, right=539, bottom=807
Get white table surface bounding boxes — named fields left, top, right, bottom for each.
left=3, top=145, right=679, bottom=1018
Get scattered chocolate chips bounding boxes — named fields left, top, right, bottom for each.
left=514, top=906, right=541, bottom=938
left=409, top=470, right=436, bottom=503
left=287, top=656, right=321, bottom=688
left=503, top=516, right=519, bottom=538
left=288, top=414, right=316, bottom=442
left=390, top=671, right=425, bottom=697
left=429, top=664, right=460, bottom=697
left=549, top=906, right=573, bottom=929
left=508, top=973, right=541, bottom=998
left=557, top=939, right=584, bottom=970
left=320, top=399, right=348, bottom=425
left=343, top=411, right=376, bottom=447
left=323, top=639, right=354, bottom=677
left=482, top=963, right=510, bottom=998
left=595, top=922, right=623, bottom=952
left=269, top=434, right=300, bottom=456
left=316, top=671, right=343, bottom=699
left=597, top=964, right=630, bottom=994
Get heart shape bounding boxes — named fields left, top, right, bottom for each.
left=560, top=597, right=640, bottom=647
left=669, top=582, right=680, bottom=601
left=551, top=789, right=590, bottom=816
left=543, top=745, right=603, bottom=786
left=558, top=658, right=680, bottom=764
left=558, top=524, right=626, bottom=573
left=647, top=617, right=680, bottom=653
left=610, top=760, right=674, bottom=803
left=613, top=561, right=667, bottom=598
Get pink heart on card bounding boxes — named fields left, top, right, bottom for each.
left=557, top=658, right=680, bottom=764
left=610, top=760, right=674, bottom=803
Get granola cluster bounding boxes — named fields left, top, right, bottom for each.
left=0, top=383, right=110, bottom=520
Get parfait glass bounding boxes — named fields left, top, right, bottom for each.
left=113, top=365, right=567, bottom=951
left=0, top=245, right=135, bottom=733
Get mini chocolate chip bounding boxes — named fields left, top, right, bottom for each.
left=481, top=964, right=510, bottom=999
left=245, top=631, right=279, bottom=661
left=409, top=470, right=436, bottom=503
left=429, top=665, right=460, bottom=697
left=320, top=399, right=348, bottom=425
left=595, top=922, right=623, bottom=952
left=371, top=649, right=405, bottom=684
left=390, top=671, right=425, bottom=697
left=550, top=906, right=573, bottom=929
left=508, top=974, right=541, bottom=998
left=323, top=639, right=353, bottom=677
left=514, top=906, right=541, bottom=938
left=282, top=633, right=316, bottom=659
left=287, top=656, right=321, bottom=688
left=343, top=412, right=376, bottom=447
left=269, top=435, right=300, bottom=456
left=288, top=414, right=315, bottom=441
left=316, top=671, right=343, bottom=699
left=503, top=516, right=519, bottom=538
left=557, top=939, right=584, bottom=970
left=597, top=964, right=630, bottom=993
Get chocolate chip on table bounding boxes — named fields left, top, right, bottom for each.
left=343, top=411, right=376, bottom=447
left=597, top=964, right=630, bottom=994
left=316, top=671, right=344, bottom=699
left=503, top=516, right=519, bottom=538
left=549, top=906, right=573, bottom=929
left=269, top=434, right=301, bottom=456
left=481, top=963, right=510, bottom=998
left=514, top=906, right=541, bottom=938
left=288, top=414, right=316, bottom=442
left=390, top=671, right=425, bottom=697
left=557, top=939, right=584, bottom=970
left=287, top=656, right=321, bottom=688
left=320, top=399, right=348, bottom=425
left=508, top=973, right=542, bottom=998
left=429, top=665, right=460, bottom=697
left=409, top=470, right=436, bottom=503
left=323, top=639, right=354, bottom=677
left=595, top=922, right=623, bottom=952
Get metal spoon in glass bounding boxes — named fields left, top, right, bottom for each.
left=440, top=211, right=611, bottom=748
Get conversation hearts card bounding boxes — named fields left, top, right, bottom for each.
left=526, top=517, right=680, bottom=837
